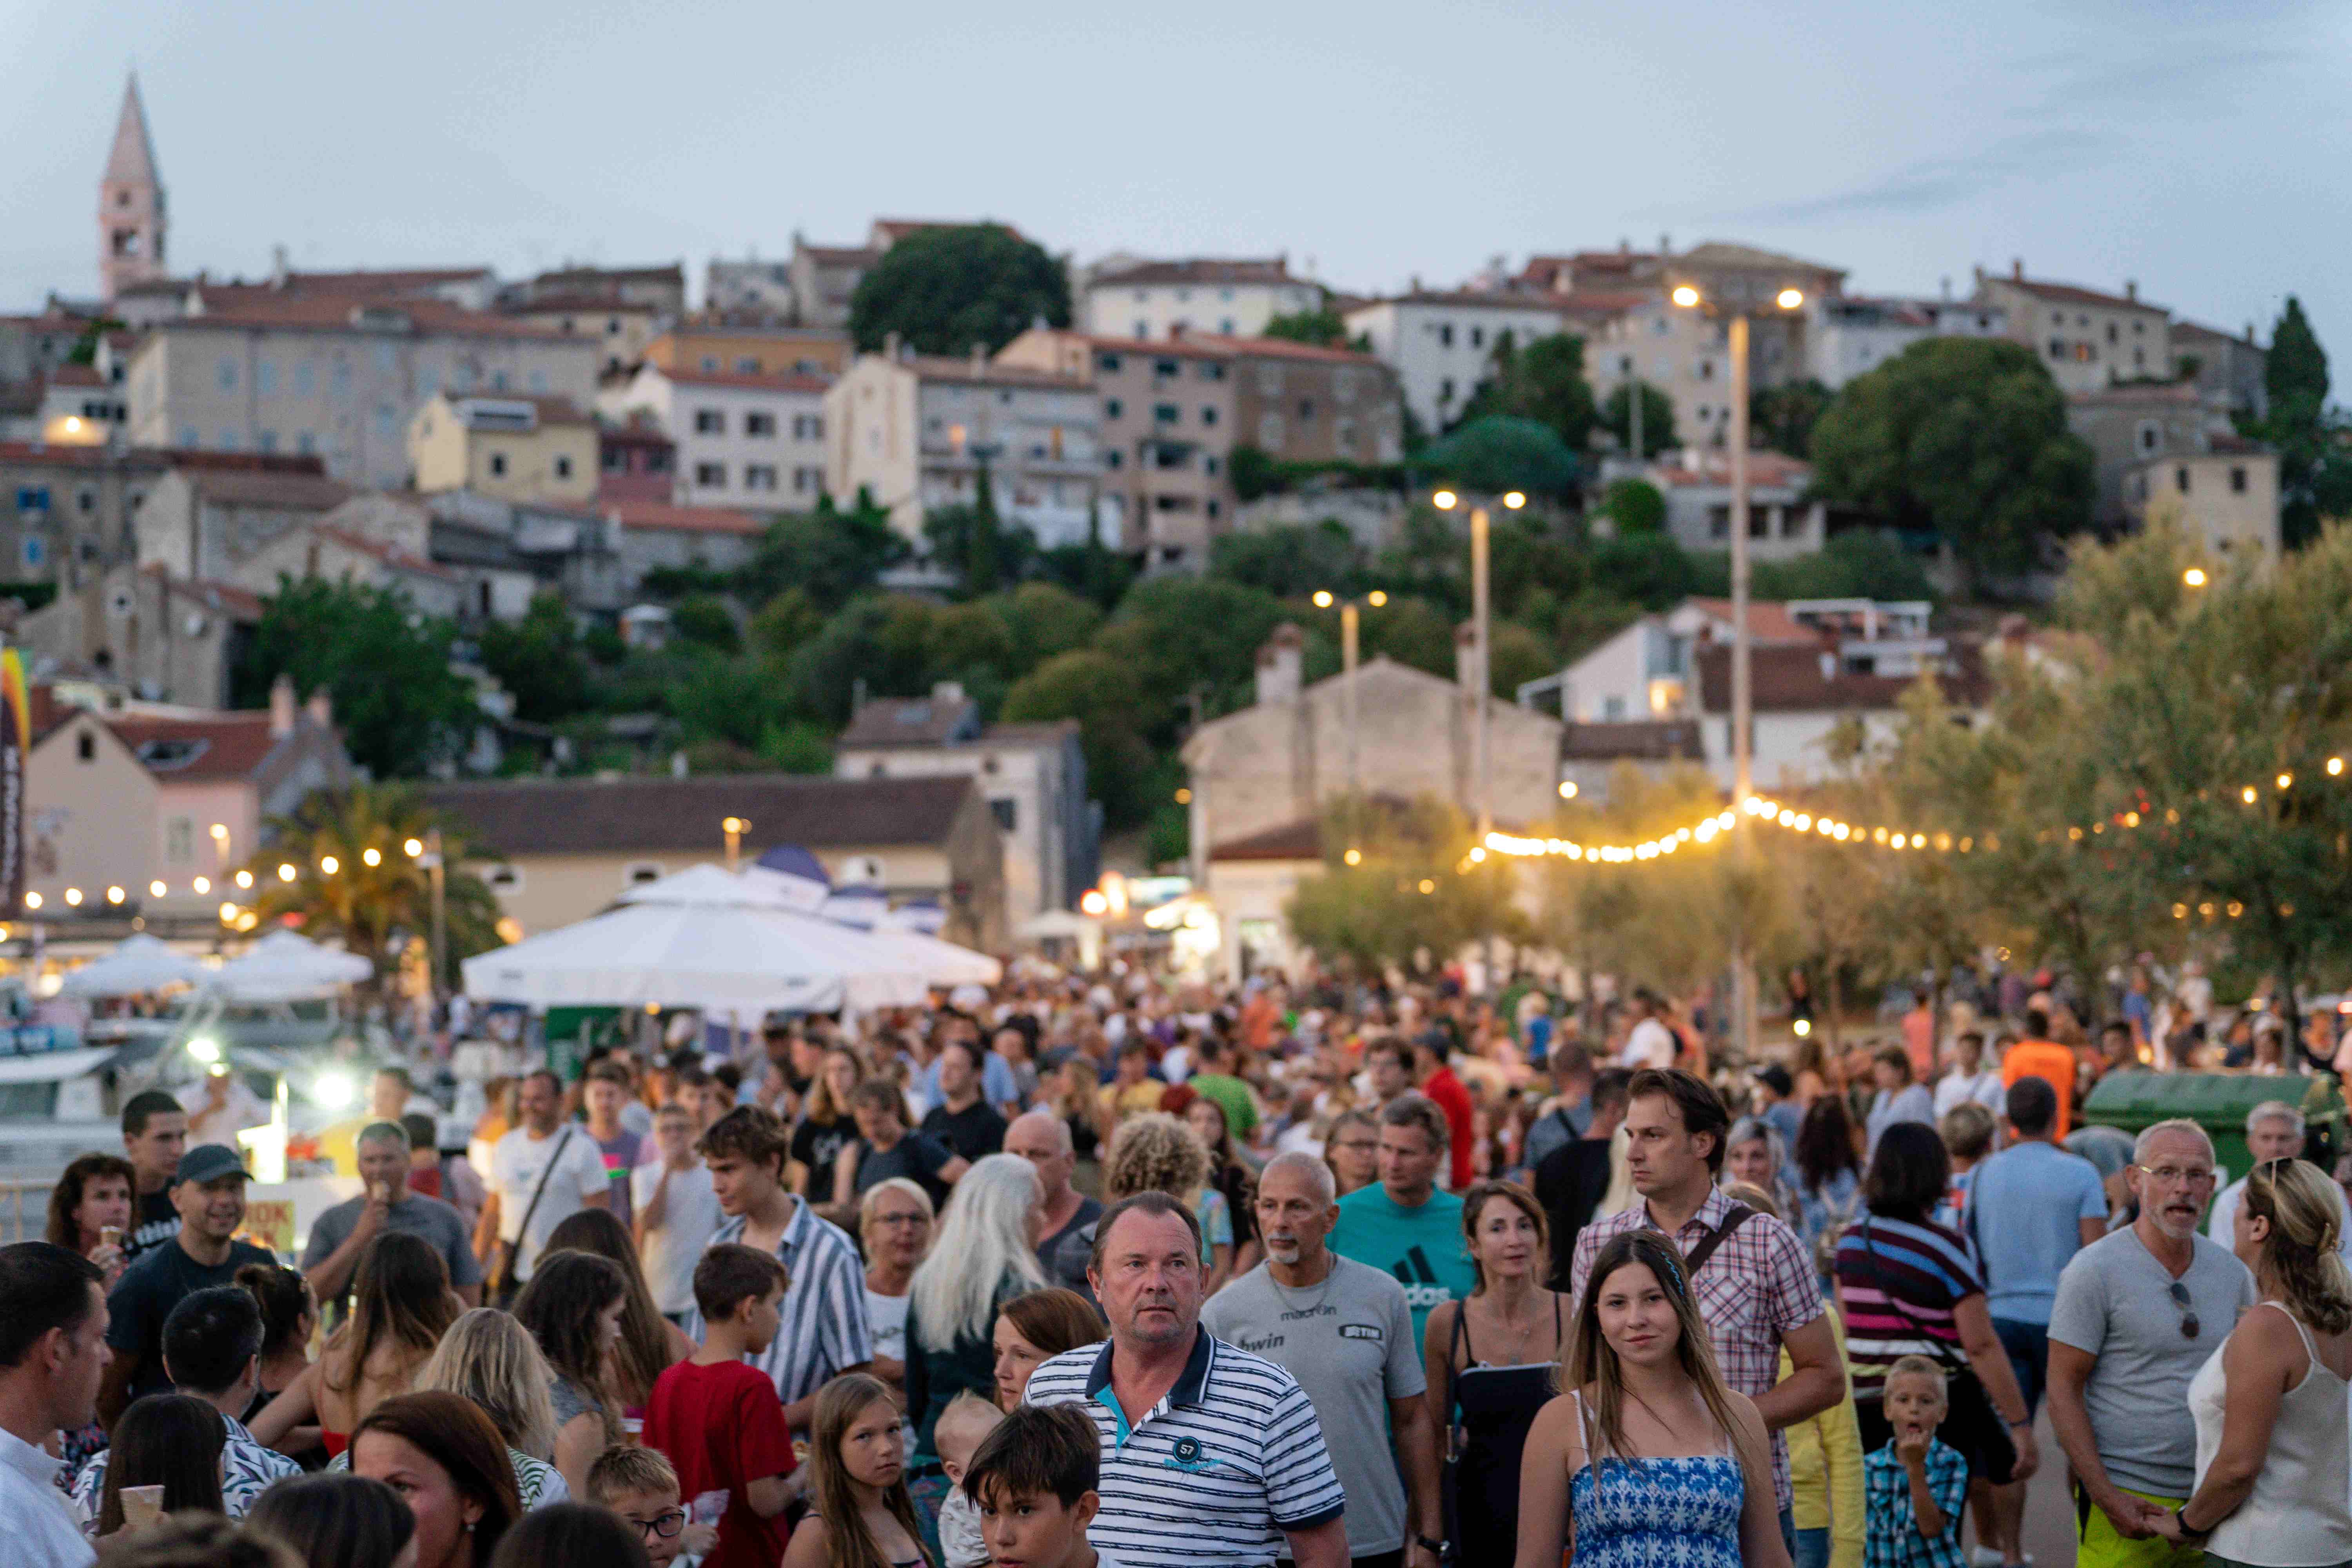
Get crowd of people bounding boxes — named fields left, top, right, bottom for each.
left=1, top=960, right=2348, bottom=1568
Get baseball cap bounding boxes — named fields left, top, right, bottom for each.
left=1748, top=1063, right=1795, bottom=1098
left=174, top=1144, right=252, bottom=1187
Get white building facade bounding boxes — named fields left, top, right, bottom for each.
left=1083, top=258, right=1321, bottom=342
left=602, top=364, right=829, bottom=510
left=1342, top=292, right=1569, bottom=432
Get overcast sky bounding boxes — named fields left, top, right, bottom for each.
left=5, top=0, right=2347, bottom=377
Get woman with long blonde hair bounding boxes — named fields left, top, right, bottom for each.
left=781, top=1372, right=933, bottom=1568
left=2161, top=1157, right=2352, bottom=1560
left=250, top=1230, right=462, bottom=1457
left=415, top=1307, right=570, bottom=1510
left=1514, top=1229, right=1790, bottom=1568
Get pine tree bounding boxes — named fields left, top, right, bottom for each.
left=968, top=454, right=1002, bottom=595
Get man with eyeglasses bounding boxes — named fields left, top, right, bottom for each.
left=2046, top=1117, right=2255, bottom=1568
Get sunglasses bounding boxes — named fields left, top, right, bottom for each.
left=2168, top=1280, right=2200, bottom=1340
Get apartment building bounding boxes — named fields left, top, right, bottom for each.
left=2173, top=321, right=2268, bottom=421
left=1808, top=296, right=2009, bottom=388
left=789, top=238, right=882, bottom=330
left=597, top=416, right=676, bottom=505
left=645, top=325, right=852, bottom=379
left=508, top=263, right=686, bottom=316
left=824, top=348, right=1100, bottom=551
left=1229, top=335, right=1403, bottom=468
left=125, top=298, right=599, bottom=489
left=604, top=498, right=766, bottom=586
left=704, top=256, right=797, bottom=323
left=601, top=364, right=829, bottom=510
left=0, top=443, right=181, bottom=586
left=408, top=393, right=599, bottom=507
left=2128, top=438, right=2281, bottom=560
left=1643, top=450, right=1825, bottom=559
left=1973, top=262, right=2173, bottom=393
left=503, top=297, right=664, bottom=377
left=2066, top=381, right=2214, bottom=527
left=1342, top=290, right=1569, bottom=431
left=1082, top=258, right=1322, bottom=342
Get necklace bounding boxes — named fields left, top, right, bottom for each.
left=1267, top=1252, right=1340, bottom=1316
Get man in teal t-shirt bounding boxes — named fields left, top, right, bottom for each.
left=1328, top=1094, right=1475, bottom=1346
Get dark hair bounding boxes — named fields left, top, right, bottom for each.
left=1550, top=1041, right=1593, bottom=1082
left=2004, top=1073, right=2058, bottom=1137
left=326, top=1230, right=458, bottom=1398
left=1863, top=1121, right=1950, bottom=1223
left=674, top=1065, right=712, bottom=1093
left=234, top=1263, right=313, bottom=1359
left=1363, top=1037, right=1412, bottom=1072
left=162, top=1285, right=264, bottom=1395
left=1626, top=1068, right=1730, bottom=1173
left=356, top=1120, right=410, bottom=1152
left=245, top=1473, right=415, bottom=1568
left=1380, top=1092, right=1451, bottom=1153
left=1955, top=1030, right=1985, bottom=1056
left=520, top=1068, right=562, bottom=1097
left=374, top=1064, right=413, bottom=1093
left=1588, top=1066, right=1633, bottom=1120
left=696, top=1104, right=791, bottom=1173
left=91, top=1514, right=301, bottom=1568
left=1116, top=1040, right=1151, bottom=1063
left=710, top=1062, right=743, bottom=1094
left=1089, top=1191, right=1205, bottom=1276
left=45, top=1152, right=134, bottom=1249
left=350, top=1392, right=521, bottom=1559
left=400, top=1112, right=439, bottom=1152
left=514, top=1250, right=628, bottom=1441
left=848, top=1080, right=907, bottom=1121
left=1793, top=1094, right=1861, bottom=1190
left=693, top=1242, right=789, bottom=1324
left=0, top=1240, right=102, bottom=1366
left=938, top=1038, right=983, bottom=1073
left=1461, top=1180, right=1548, bottom=1295
left=996, top=1289, right=1104, bottom=1369
left=122, top=1089, right=184, bottom=1138
left=961, top=1400, right=1100, bottom=1508
left=1871, top=1044, right=1912, bottom=1083
left=486, top=1502, right=653, bottom=1568
left=2024, top=1007, right=2051, bottom=1039
left=100, top=1394, right=225, bottom=1536
left=543, top=1208, right=675, bottom=1407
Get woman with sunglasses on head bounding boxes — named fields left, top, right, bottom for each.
left=1514, top=1229, right=1791, bottom=1568
left=2158, top=1156, right=2352, bottom=1563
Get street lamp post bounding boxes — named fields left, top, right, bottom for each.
left=1430, top=490, right=1525, bottom=842
left=1311, top=589, right=1389, bottom=853
left=1671, top=281, right=1805, bottom=1061
left=722, top=816, right=750, bottom=874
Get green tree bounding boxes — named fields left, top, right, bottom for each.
left=983, top=583, right=1103, bottom=681
left=1261, top=309, right=1350, bottom=348
left=1414, top=416, right=1582, bottom=498
left=1357, top=595, right=1457, bottom=677
left=1455, top=334, right=1598, bottom=453
left=1209, top=522, right=1359, bottom=598
left=1746, top=531, right=1936, bottom=603
left=1230, top=445, right=1284, bottom=501
left=476, top=592, right=588, bottom=723
left=241, top=783, right=504, bottom=989
left=1002, top=649, right=1157, bottom=828
left=738, top=492, right=905, bottom=609
left=236, top=577, right=477, bottom=777
left=923, top=499, right=1034, bottom=594
left=1488, top=518, right=1586, bottom=617
left=1489, top=620, right=1556, bottom=700
left=1091, top=576, right=1288, bottom=746
left=848, top=225, right=1071, bottom=355
left=748, top=588, right=827, bottom=662
left=1808, top=337, right=2095, bottom=574
left=967, top=459, right=1004, bottom=594
left=669, top=653, right=795, bottom=756
left=670, top=594, right=741, bottom=653
left=2247, top=298, right=2352, bottom=548
left=1599, top=479, right=1666, bottom=535
left=1587, top=532, right=1698, bottom=610
left=1750, top=377, right=1835, bottom=457
left=1599, top=382, right=1678, bottom=459
left=1285, top=795, right=1528, bottom=976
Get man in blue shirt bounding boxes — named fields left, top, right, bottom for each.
left=1328, top=1094, right=1475, bottom=1347
left=1963, top=1074, right=2108, bottom=1559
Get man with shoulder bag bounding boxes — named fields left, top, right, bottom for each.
left=475, top=1069, right=608, bottom=1306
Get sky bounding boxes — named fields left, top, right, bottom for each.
left=5, top=0, right=2348, bottom=373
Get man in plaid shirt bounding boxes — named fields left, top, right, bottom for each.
left=1569, top=1068, right=1844, bottom=1551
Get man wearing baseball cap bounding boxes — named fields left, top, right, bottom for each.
left=97, top=1144, right=275, bottom=1427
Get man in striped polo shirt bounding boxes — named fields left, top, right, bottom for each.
left=1026, top=1192, right=1349, bottom=1568
left=684, top=1105, right=871, bottom=1431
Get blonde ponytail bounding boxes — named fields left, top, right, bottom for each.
left=2249, top=1159, right=2352, bottom=1336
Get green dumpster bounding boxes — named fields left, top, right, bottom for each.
left=2080, top=1071, right=2345, bottom=1184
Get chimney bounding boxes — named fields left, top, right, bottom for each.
left=1410, top=274, right=1422, bottom=294
left=1254, top=624, right=1304, bottom=706
left=270, top=245, right=289, bottom=290
left=1659, top=232, right=1672, bottom=258
left=305, top=689, right=332, bottom=729
left=932, top=679, right=965, bottom=706
left=1455, top=621, right=1486, bottom=699
left=1818, top=649, right=1837, bottom=681
left=883, top=330, right=900, bottom=363
left=268, top=673, right=296, bottom=738
left=2125, top=279, right=2138, bottom=302
left=1168, top=321, right=1187, bottom=340
left=2011, top=258, right=2024, bottom=281
left=1939, top=275, right=1952, bottom=301
left=969, top=342, right=985, bottom=378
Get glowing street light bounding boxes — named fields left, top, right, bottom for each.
left=1431, top=490, right=1458, bottom=511
left=2184, top=566, right=2209, bottom=588
left=722, top=816, right=750, bottom=873
left=276, top=863, right=296, bottom=882
left=1503, top=491, right=1526, bottom=510
left=363, top=847, right=381, bottom=866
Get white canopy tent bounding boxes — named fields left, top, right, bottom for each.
left=821, top=884, right=1001, bottom=987
left=58, top=933, right=213, bottom=999
left=465, top=865, right=933, bottom=1014
left=629, top=863, right=998, bottom=989
left=208, top=930, right=374, bottom=1002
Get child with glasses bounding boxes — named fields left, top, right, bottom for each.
left=588, top=1445, right=711, bottom=1567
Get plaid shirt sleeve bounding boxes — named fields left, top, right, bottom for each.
left=1757, top=1213, right=1827, bottom=1336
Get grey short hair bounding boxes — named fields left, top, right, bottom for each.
left=1260, top=1150, right=1336, bottom=1206
left=1381, top=1092, right=1451, bottom=1153
left=2134, top=1118, right=2215, bottom=1165
left=2247, top=1100, right=2306, bottom=1138
left=356, top=1120, right=410, bottom=1152
left=1008, top=1108, right=1073, bottom=1156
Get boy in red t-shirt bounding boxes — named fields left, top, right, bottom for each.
left=646, top=1243, right=797, bottom=1568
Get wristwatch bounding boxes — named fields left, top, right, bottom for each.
left=1414, top=1536, right=1446, bottom=1558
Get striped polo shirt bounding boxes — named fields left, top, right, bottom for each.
left=1832, top=1211, right=1984, bottom=1401
left=684, top=1195, right=873, bottom=1406
left=1025, top=1327, right=1346, bottom=1568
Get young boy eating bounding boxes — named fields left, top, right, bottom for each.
left=961, top=1401, right=1124, bottom=1568
left=644, top=1244, right=796, bottom=1568
left=1863, top=1354, right=1968, bottom=1567
left=933, top=1393, right=1007, bottom=1568
left=587, top=1445, right=713, bottom=1567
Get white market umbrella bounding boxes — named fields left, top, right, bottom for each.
left=615, top=863, right=807, bottom=912
left=59, top=933, right=212, bottom=998
left=461, top=900, right=928, bottom=1014
left=209, top=929, right=374, bottom=1002
left=820, top=885, right=998, bottom=988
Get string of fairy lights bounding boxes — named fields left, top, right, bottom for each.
left=20, top=836, right=437, bottom=933
left=1472, top=753, right=2352, bottom=878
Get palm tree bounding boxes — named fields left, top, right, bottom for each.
left=234, top=783, right=506, bottom=990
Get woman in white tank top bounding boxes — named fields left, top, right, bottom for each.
left=2163, top=1157, right=2352, bottom=1566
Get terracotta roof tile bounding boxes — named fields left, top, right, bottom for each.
left=603, top=499, right=766, bottom=535
left=651, top=367, right=832, bottom=394
left=421, top=773, right=977, bottom=855
left=1694, top=641, right=1991, bottom=715
left=1209, top=818, right=1325, bottom=862
left=906, top=356, right=1091, bottom=391
left=1559, top=719, right=1706, bottom=762
left=1092, top=258, right=1300, bottom=288
left=1682, top=599, right=1814, bottom=644
left=1988, top=275, right=2168, bottom=314
left=312, top=525, right=461, bottom=580
left=106, top=712, right=285, bottom=781
left=838, top=694, right=983, bottom=748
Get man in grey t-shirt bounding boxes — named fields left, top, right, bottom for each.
left=1201, top=1152, right=1442, bottom=1568
left=301, top=1121, right=483, bottom=1319
left=2046, top=1118, right=2254, bottom=1545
